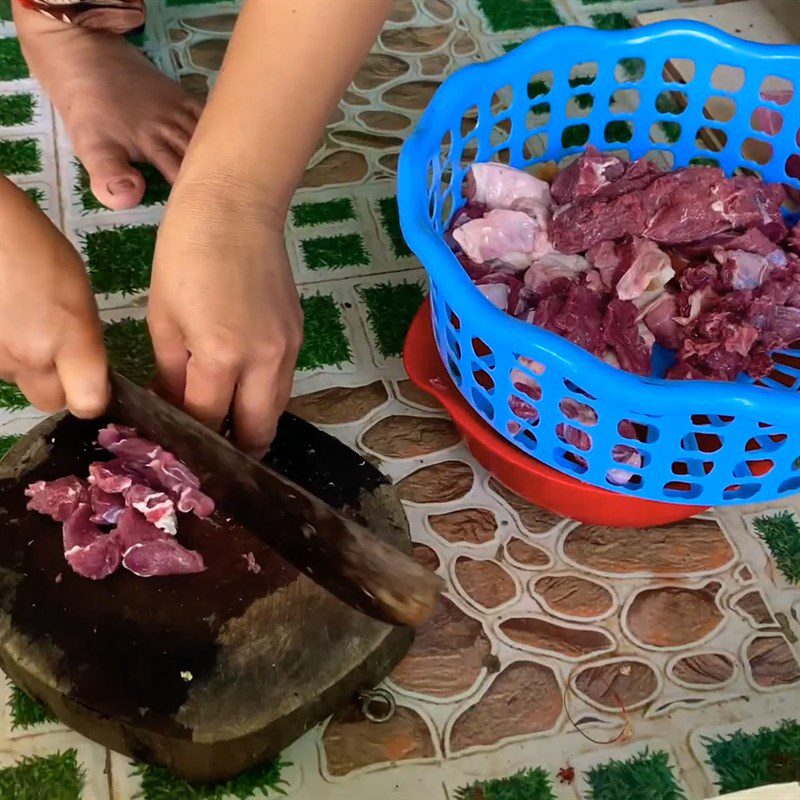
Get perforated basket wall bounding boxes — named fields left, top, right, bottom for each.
left=398, top=22, right=800, bottom=507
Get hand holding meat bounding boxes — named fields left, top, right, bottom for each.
left=148, top=182, right=303, bottom=459
left=0, top=176, right=110, bottom=417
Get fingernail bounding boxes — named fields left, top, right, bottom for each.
left=107, top=178, right=135, bottom=196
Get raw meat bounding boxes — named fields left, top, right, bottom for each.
left=467, top=162, right=552, bottom=213
left=125, top=484, right=177, bottom=535
left=88, top=485, right=126, bottom=525
left=25, top=476, right=87, bottom=522
left=123, top=539, right=205, bottom=578
left=452, top=208, right=552, bottom=268
left=452, top=150, right=796, bottom=384
left=26, top=424, right=212, bottom=581
left=62, top=504, right=122, bottom=581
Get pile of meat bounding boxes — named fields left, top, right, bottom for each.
left=449, top=147, right=800, bottom=382
left=25, top=424, right=215, bottom=580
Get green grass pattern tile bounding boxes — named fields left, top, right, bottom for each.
left=296, top=294, right=351, bottom=371
left=361, top=281, right=425, bottom=359
left=702, top=719, right=800, bottom=793
left=82, top=224, right=158, bottom=295
left=455, top=767, right=556, bottom=800
left=24, top=186, right=46, bottom=207
left=7, top=683, right=57, bottom=729
left=75, top=159, right=171, bottom=212
left=377, top=197, right=411, bottom=258
left=0, top=137, right=41, bottom=174
left=291, top=197, right=356, bottom=227
left=300, top=233, right=368, bottom=270
left=132, top=758, right=287, bottom=800
left=0, top=750, right=85, bottom=800
left=0, top=93, right=34, bottom=126
left=105, top=317, right=156, bottom=387
left=0, top=434, right=20, bottom=459
left=476, top=0, right=562, bottom=31
left=0, top=0, right=12, bottom=21
left=591, top=12, right=632, bottom=30
left=586, top=748, right=686, bottom=800
left=0, top=38, right=28, bottom=81
left=0, top=379, right=29, bottom=411
left=753, top=510, right=800, bottom=583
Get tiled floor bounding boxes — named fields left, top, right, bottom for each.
left=1, top=0, right=799, bottom=798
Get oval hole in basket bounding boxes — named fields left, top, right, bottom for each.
left=446, top=356, right=462, bottom=385
left=732, top=459, right=774, bottom=478
left=461, top=106, right=479, bottom=137
left=471, top=387, right=494, bottom=421
left=607, top=471, right=644, bottom=490
left=655, top=89, right=687, bottom=115
left=554, top=448, right=588, bottom=475
left=567, top=93, right=594, bottom=119
left=711, top=64, right=744, bottom=93
left=556, top=423, right=592, bottom=452
left=741, top=137, right=773, bottom=166
left=472, top=337, right=492, bottom=359
left=569, top=62, right=598, bottom=87
left=681, top=432, right=723, bottom=453
left=691, top=414, right=734, bottom=427
left=759, top=75, right=794, bottom=104
left=612, top=88, right=641, bottom=113
left=702, top=95, right=736, bottom=122
left=563, top=379, right=595, bottom=400
left=527, top=70, right=553, bottom=101
left=785, top=153, right=800, bottom=182
left=696, top=127, right=728, bottom=152
left=448, top=307, right=461, bottom=330
left=472, top=366, right=495, bottom=393
left=559, top=398, right=598, bottom=425
left=618, top=419, right=658, bottom=443
left=662, top=480, right=702, bottom=500
left=606, top=120, right=634, bottom=144
left=562, top=124, right=590, bottom=149
left=663, top=58, right=695, bottom=85
left=750, top=107, right=783, bottom=136
left=524, top=132, right=549, bottom=161
left=616, top=58, right=645, bottom=83
left=745, top=433, right=786, bottom=453
left=722, top=483, right=759, bottom=501
left=445, top=326, right=462, bottom=360
left=779, top=476, right=800, bottom=494
left=672, top=459, right=712, bottom=477
left=512, top=428, right=538, bottom=453
left=491, top=84, right=514, bottom=117
left=508, top=394, right=539, bottom=426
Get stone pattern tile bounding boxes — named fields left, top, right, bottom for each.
left=2, top=1, right=799, bottom=799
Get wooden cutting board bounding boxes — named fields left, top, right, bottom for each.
left=0, top=412, right=413, bottom=781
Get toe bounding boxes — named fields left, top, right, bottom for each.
left=144, top=140, right=183, bottom=184
left=80, top=142, right=145, bottom=211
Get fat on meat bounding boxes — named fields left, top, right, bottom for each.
left=25, top=476, right=88, bottom=522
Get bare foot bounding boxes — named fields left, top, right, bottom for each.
left=14, top=5, right=203, bottom=211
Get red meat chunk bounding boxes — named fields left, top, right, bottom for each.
left=25, top=476, right=87, bottom=522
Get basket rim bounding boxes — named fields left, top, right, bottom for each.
left=398, top=20, right=800, bottom=422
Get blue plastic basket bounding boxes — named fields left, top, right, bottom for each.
left=398, top=21, right=800, bottom=507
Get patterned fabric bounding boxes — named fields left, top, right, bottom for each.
left=15, top=0, right=144, bottom=34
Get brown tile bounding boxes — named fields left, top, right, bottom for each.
left=301, top=150, right=368, bottom=187
left=733, top=590, right=775, bottom=627
left=383, top=80, right=440, bottom=110
left=353, top=53, right=410, bottom=91
left=449, top=661, right=562, bottom=753
left=396, top=379, right=443, bottom=408
left=573, top=660, right=659, bottom=710
left=532, top=575, right=613, bottom=619
left=454, top=557, right=516, bottom=609
left=288, top=382, right=388, bottom=425
left=380, top=25, right=451, bottom=54
left=499, top=617, right=614, bottom=659
left=420, top=53, right=450, bottom=76
left=391, top=597, right=491, bottom=698
left=562, top=519, right=735, bottom=575
left=625, top=583, right=723, bottom=648
left=184, top=13, right=237, bottom=32
left=322, top=705, right=435, bottom=776
left=747, top=635, right=800, bottom=688
left=429, top=508, right=497, bottom=545
left=505, top=537, right=551, bottom=568
left=362, top=415, right=460, bottom=458
left=188, top=37, right=228, bottom=71
left=396, top=461, right=474, bottom=504
left=358, top=111, right=412, bottom=132
left=330, top=130, right=404, bottom=150
left=179, top=73, right=209, bottom=102
left=671, top=653, right=735, bottom=686
left=413, top=543, right=440, bottom=572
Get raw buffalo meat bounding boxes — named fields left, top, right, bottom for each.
left=26, top=423, right=210, bottom=580
left=451, top=149, right=796, bottom=385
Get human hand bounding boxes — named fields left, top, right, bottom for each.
left=0, top=178, right=109, bottom=416
left=148, top=179, right=303, bottom=458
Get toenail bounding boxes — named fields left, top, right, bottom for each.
left=107, top=178, right=135, bottom=195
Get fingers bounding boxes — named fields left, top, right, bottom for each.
left=14, top=368, right=66, bottom=415
left=54, top=326, right=110, bottom=418
left=78, top=140, right=146, bottom=211
left=183, top=352, right=238, bottom=432
left=149, top=317, right=188, bottom=404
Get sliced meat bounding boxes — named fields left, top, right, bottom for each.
left=122, top=539, right=206, bottom=577
left=550, top=145, right=626, bottom=205
left=643, top=294, right=681, bottom=350
left=97, top=423, right=138, bottom=449
left=113, top=507, right=171, bottom=553
left=125, top=484, right=177, bottom=535
left=25, top=476, right=88, bottom=522
left=63, top=503, right=103, bottom=552
left=89, top=485, right=126, bottom=525
left=524, top=252, right=590, bottom=294
left=66, top=534, right=123, bottom=581
left=476, top=272, right=525, bottom=314
left=88, top=460, right=134, bottom=494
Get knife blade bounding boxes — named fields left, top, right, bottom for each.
left=108, top=372, right=443, bottom=627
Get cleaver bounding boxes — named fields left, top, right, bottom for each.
left=108, top=372, right=443, bottom=627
